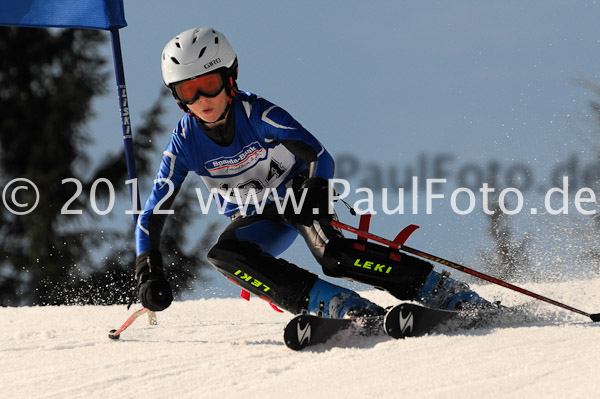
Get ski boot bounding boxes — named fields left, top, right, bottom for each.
left=306, top=278, right=384, bottom=319
left=416, top=270, right=493, bottom=311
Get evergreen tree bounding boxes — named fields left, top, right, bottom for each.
left=0, top=27, right=107, bottom=305
left=0, top=27, right=214, bottom=306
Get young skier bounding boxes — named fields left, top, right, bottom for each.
left=134, top=27, right=492, bottom=318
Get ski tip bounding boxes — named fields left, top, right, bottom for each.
left=108, top=329, right=120, bottom=340
left=283, top=315, right=311, bottom=351
left=590, top=313, right=600, bottom=322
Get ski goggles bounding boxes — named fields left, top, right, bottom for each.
left=173, top=73, right=224, bottom=104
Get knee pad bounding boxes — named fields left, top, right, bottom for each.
left=321, top=237, right=433, bottom=300
left=207, top=240, right=318, bottom=314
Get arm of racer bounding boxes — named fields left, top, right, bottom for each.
left=133, top=133, right=189, bottom=311
left=135, top=135, right=190, bottom=256
left=258, top=101, right=334, bottom=179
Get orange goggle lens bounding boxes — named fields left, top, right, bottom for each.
left=174, top=73, right=224, bottom=104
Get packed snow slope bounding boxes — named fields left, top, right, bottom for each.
left=2, top=278, right=600, bottom=399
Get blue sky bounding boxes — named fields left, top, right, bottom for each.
left=88, top=1, right=600, bottom=296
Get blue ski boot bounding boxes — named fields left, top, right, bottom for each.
left=306, top=278, right=384, bottom=318
left=416, top=270, right=491, bottom=310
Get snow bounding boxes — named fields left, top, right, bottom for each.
left=2, top=279, right=600, bottom=399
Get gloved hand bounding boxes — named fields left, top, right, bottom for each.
left=284, top=177, right=332, bottom=226
left=135, top=249, right=173, bottom=311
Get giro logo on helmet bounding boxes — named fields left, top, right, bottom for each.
left=204, top=58, right=221, bottom=69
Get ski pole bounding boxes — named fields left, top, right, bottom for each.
left=330, top=219, right=600, bottom=322
left=108, top=307, right=150, bottom=339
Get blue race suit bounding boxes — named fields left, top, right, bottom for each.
left=135, top=91, right=334, bottom=257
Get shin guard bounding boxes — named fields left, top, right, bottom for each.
left=321, top=237, right=433, bottom=300
left=207, top=240, right=318, bottom=314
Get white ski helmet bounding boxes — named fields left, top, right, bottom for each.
left=161, top=27, right=238, bottom=105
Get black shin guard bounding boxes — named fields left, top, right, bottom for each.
left=321, top=238, right=433, bottom=300
left=207, top=240, right=318, bottom=314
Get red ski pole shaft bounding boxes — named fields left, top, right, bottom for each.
left=108, top=307, right=149, bottom=339
left=330, top=219, right=600, bottom=322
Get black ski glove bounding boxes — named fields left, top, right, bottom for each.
left=135, top=249, right=173, bottom=312
left=284, top=176, right=332, bottom=226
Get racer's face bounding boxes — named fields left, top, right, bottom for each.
left=186, top=86, right=228, bottom=124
